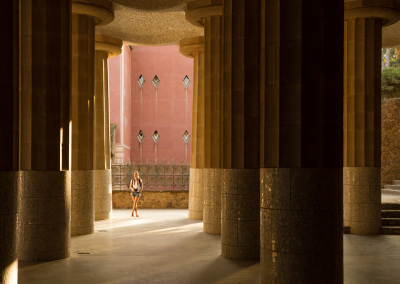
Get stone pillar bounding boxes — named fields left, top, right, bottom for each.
left=221, top=0, right=260, bottom=260
left=94, top=34, right=122, bottom=220
left=344, top=2, right=400, bottom=235
left=18, top=0, right=71, bottom=261
left=0, top=1, right=19, bottom=282
left=180, top=37, right=205, bottom=220
left=396, top=47, right=400, bottom=59
left=186, top=0, right=223, bottom=234
left=260, top=1, right=344, bottom=282
left=71, top=0, right=113, bottom=235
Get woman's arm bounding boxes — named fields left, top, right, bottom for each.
left=129, top=180, right=133, bottom=191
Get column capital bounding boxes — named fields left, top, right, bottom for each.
left=72, top=0, right=114, bottom=26
left=95, top=34, right=123, bottom=58
left=186, top=0, right=222, bottom=27
left=344, top=0, right=400, bottom=26
left=179, top=36, right=205, bottom=58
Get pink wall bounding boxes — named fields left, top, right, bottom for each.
left=130, top=46, right=193, bottom=165
left=109, top=46, right=132, bottom=164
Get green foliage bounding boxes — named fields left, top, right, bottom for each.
left=382, top=67, right=400, bottom=99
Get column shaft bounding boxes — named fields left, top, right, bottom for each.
left=94, top=35, right=122, bottom=221
left=343, top=18, right=382, bottom=235
left=0, top=1, right=19, bottom=282
left=181, top=37, right=206, bottom=220
left=203, top=13, right=223, bottom=235
left=260, top=0, right=344, bottom=282
left=19, top=0, right=71, bottom=261
left=71, top=13, right=95, bottom=236
left=221, top=0, right=261, bottom=260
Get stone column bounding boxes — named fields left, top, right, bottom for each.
left=94, top=34, right=122, bottom=221
left=186, top=0, right=223, bottom=235
left=71, top=0, right=113, bottom=236
left=344, top=2, right=400, bottom=235
left=180, top=37, right=205, bottom=220
left=396, top=46, right=400, bottom=59
left=221, top=0, right=260, bottom=260
left=260, top=1, right=344, bottom=282
left=0, top=1, right=19, bottom=282
left=18, top=0, right=71, bottom=261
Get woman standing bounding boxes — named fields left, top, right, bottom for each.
left=129, top=171, right=143, bottom=217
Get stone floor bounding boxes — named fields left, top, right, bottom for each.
left=19, top=209, right=400, bottom=284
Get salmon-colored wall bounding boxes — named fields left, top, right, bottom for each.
left=109, top=46, right=132, bottom=164
left=109, top=45, right=193, bottom=165
left=130, top=46, right=193, bottom=165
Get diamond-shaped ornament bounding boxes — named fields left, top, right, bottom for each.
left=182, top=130, right=190, bottom=144
left=152, top=130, right=160, bottom=143
left=183, top=75, right=190, bottom=89
left=152, top=75, right=160, bottom=89
left=137, top=75, right=145, bottom=88
left=137, top=130, right=145, bottom=143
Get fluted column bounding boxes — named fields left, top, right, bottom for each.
left=94, top=34, right=122, bottom=221
left=0, top=1, right=19, bottom=282
left=260, top=0, right=344, bottom=282
left=344, top=2, right=400, bottom=235
left=180, top=37, right=205, bottom=220
left=71, top=0, right=113, bottom=236
left=18, top=0, right=71, bottom=262
left=221, top=0, right=260, bottom=260
left=186, top=0, right=223, bottom=235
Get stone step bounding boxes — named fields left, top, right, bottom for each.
left=382, top=188, right=400, bottom=196
left=383, top=184, right=400, bottom=190
left=382, top=203, right=400, bottom=210
left=393, top=180, right=400, bottom=185
left=382, top=218, right=400, bottom=226
left=381, top=226, right=400, bottom=235
left=382, top=210, right=400, bottom=218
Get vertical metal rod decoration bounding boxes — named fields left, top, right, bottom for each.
left=183, top=75, right=191, bottom=138
left=137, top=75, right=145, bottom=164
left=182, top=130, right=190, bottom=165
left=152, top=75, right=160, bottom=127
left=152, top=130, right=160, bottom=165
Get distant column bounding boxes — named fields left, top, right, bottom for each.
left=186, top=0, right=223, bottom=234
left=344, top=2, right=400, bottom=235
left=180, top=37, right=205, bottom=220
left=18, top=0, right=71, bottom=261
left=71, top=0, right=114, bottom=235
left=94, top=34, right=122, bottom=220
left=0, top=0, right=19, bottom=282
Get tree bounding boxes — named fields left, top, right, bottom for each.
left=381, top=67, right=400, bottom=99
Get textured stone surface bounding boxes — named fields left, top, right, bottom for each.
left=203, top=168, right=222, bottom=234
left=260, top=168, right=343, bottom=283
left=96, top=2, right=203, bottom=46
left=0, top=172, right=21, bottom=284
left=94, top=169, right=112, bottom=220
left=112, top=191, right=188, bottom=209
left=18, top=171, right=71, bottom=261
left=188, top=168, right=204, bottom=219
left=71, top=171, right=94, bottom=236
left=381, top=98, right=400, bottom=185
left=343, top=167, right=381, bottom=234
left=221, top=169, right=260, bottom=260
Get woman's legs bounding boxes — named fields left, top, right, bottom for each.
left=133, top=196, right=139, bottom=217
left=131, top=196, right=135, bottom=216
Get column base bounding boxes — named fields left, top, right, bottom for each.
left=221, top=169, right=260, bottom=260
left=94, top=169, right=112, bottom=221
left=260, top=168, right=343, bottom=283
left=188, top=168, right=204, bottom=220
left=71, top=170, right=94, bottom=236
left=203, top=168, right=222, bottom=235
left=0, top=171, right=21, bottom=283
left=343, top=167, right=381, bottom=235
left=18, top=171, right=71, bottom=261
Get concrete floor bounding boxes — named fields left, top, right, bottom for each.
left=19, top=209, right=400, bottom=284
